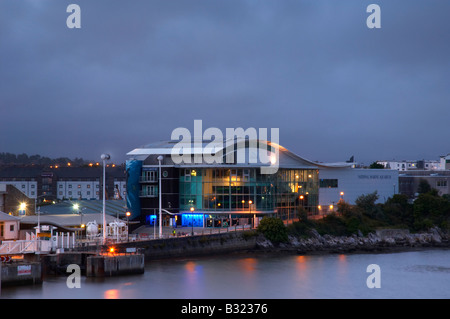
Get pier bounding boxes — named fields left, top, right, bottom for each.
left=0, top=261, right=42, bottom=287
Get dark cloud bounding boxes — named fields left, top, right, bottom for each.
left=1, top=0, right=449, bottom=164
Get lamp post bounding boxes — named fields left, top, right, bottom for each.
left=73, top=203, right=86, bottom=239
left=190, top=207, right=195, bottom=236
left=34, top=194, right=47, bottom=234
left=126, top=211, right=131, bottom=241
left=248, top=200, right=253, bottom=228
left=101, top=153, right=110, bottom=242
left=37, top=206, right=41, bottom=235
left=157, top=155, right=164, bottom=238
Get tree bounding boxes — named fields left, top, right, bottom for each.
left=413, top=192, right=450, bottom=230
left=257, top=217, right=289, bottom=244
left=417, top=179, right=431, bottom=194
left=337, top=200, right=354, bottom=218
left=369, top=162, right=384, bottom=169
left=383, top=194, right=413, bottom=227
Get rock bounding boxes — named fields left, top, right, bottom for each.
left=309, top=229, right=322, bottom=240
left=256, top=237, right=273, bottom=249
left=367, top=232, right=380, bottom=245
left=429, top=227, right=442, bottom=243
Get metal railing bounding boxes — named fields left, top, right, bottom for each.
left=0, top=240, right=51, bottom=254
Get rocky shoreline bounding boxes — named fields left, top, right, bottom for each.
left=255, top=227, right=450, bottom=255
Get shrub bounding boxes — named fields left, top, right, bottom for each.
left=257, top=217, right=289, bottom=244
left=287, top=221, right=312, bottom=238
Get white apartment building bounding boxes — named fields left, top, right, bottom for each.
left=0, top=181, right=38, bottom=199
left=439, top=154, right=450, bottom=170
left=56, top=180, right=100, bottom=200
left=377, top=159, right=442, bottom=171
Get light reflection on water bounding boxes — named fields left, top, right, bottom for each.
left=1, top=249, right=449, bottom=299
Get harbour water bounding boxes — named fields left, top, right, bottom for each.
left=1, top=248, right=449, bottom=299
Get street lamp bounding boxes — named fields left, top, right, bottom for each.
left=126, top=211, right=131, bottom=241
left=157, top=155, right=164, bottom=238
left=19, top=202, right=26, bottom=216
left=73, top=203, right=85, bottom=239
left=190, top=207, right=195, bottom=236
left=248, top=200, right=253, bottom=228
left=34, top=194, right=47, bottom=234
left=101, top=153, right=110, bottom=242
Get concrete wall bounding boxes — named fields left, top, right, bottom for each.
left=86, top=254, right=144, bottom=277
left=0, top=262, right=42, bottom=286
left=111, top=231, right=259, bottom=260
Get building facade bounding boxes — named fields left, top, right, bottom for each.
left=399, top=170, right=450, bottom=199
left=0, top=165, right=126, bottom=210
left=126, top=139, right=320, bottom=228
left=377, top=153, right=450, bottom=171
left=0, top=211, right=20, bottom=240
left=318, top=166, right=398, bottom=214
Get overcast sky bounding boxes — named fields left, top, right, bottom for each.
left=1, top=0, right=449, bottom=165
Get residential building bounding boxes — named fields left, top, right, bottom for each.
left=0, top=165, right=126, bottom=203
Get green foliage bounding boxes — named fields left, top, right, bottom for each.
left=286, top=221, right=311, bottom=238
left=417, top=179, right=432, bottom=194
left=413, top=191, right=450, bottom=230
left=287, top=190, right=450, bottom=239
left=257, top=217, right=289, bottom=244
left=314, top=213, right=349, bottom=236
left=383, top=194, right=414, bottom=227
left=355, top=191, right=384, bottom=219
left=369, top=162, right=384, bottom=169
left=297, top=206, right=308, bottom=222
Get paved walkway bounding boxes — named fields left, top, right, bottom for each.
left=132, top=224, right=253, bottom=239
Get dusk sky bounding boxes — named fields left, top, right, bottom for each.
left=1, top=0, right=449, bottom=165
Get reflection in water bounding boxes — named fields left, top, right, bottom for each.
left=1, top=249, right=449, bottom=299
left=104, top=289, right=120, bottom=299
left=295, top=255, right=309, bottom=279
left=239, top=258, right=257, bottom=273
left=185, top=261, right=196, bottom=273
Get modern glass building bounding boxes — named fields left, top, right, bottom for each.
left=126, top=139, right=319, bottom=229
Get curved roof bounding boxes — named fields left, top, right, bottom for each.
left=127, top=139, right=353, bottom=169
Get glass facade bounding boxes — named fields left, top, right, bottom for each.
left=179, top=168, right=318, bottom=220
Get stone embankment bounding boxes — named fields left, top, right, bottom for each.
left=256, top=227, right=450, bottom=255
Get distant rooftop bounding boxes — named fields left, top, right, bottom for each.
left=36, top=199, right=127, bottom=217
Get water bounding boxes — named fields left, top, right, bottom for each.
left=1, top=249, right=449, bottom=299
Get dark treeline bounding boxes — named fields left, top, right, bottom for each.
left=0, top=152, right=87, bottom=166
